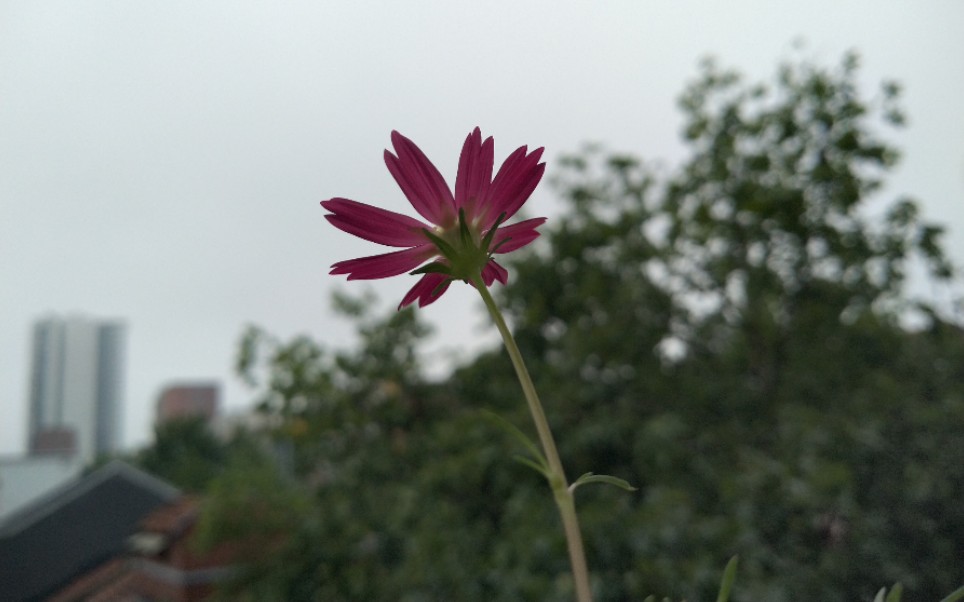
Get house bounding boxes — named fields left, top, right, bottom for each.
left=0, top=461, right=179, bottom=601
left=50, top=495, right=238, bottom=602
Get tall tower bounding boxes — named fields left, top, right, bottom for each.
left=27, top=316, right=125, bottom=463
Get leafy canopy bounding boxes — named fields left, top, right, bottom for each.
left=184, top=51, right=963, bottom=601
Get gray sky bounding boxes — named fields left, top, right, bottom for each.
left=2, top=1, right=962, bottom=455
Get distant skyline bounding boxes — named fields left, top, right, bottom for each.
left=2, top=2, right=963, bottom=455
left=26, top=315, right=124, bottom=463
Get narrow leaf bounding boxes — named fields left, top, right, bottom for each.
left=939, top=586, right=964, bottom=602
left=885, top=583, right=903, bottom=602
left=569, top=472, right=638, bottom=493
left=513, top=455, right=551, bottom=479
left=716, top=555, right=739, bottom=602
left=480, top=410, right=550, bottom=475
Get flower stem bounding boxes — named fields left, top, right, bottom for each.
left=472, top=277, right=593, bottom=602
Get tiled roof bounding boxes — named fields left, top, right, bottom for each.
left=0, top=461, right=179, bottom=602
left=138, top=494, right=200, bottom=536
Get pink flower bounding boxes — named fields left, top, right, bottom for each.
left=322, top=128, right=547, bottom=308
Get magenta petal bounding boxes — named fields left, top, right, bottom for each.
left=323, top=129, right=546, bottom=311
left=455, top=127, right=493, bottom=214
left=484, top=147, right=545, bottom=227
left=498, top=162, right=545, bottom=223
left=330, top=245, right=435, bottom=280
left=482, top=260, right=509, bottom=286
left=399, top=273, right=451, bottom=308
left=491, top=217, right=547, bottom=254
left=486, top=146, right=527, bottom=212
left=322, top=198, right=429, bottom=247
left=385, top=131, right=456, bottom=226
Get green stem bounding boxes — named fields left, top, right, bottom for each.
left=472, top=277, right=593, bottom=602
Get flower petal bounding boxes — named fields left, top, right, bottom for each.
left=455, top=127, right=494, bottom=215
left=482, top=260, right=509, bottom=286
left=322, top=198, right=429, bottom=247
left=330, top=245, right=435, bottom=280
left=385, top=131, right=456, bottom=226
left=490, top=217, right=547, bottom=254
left=483, top=146, right=545, bottom=228
left=399, top=273, right=452, bottom=308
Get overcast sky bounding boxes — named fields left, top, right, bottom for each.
left=2, top=1, right=962, bottom=455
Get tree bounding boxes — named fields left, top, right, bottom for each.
left=135, top=417, right=231, bottom=492
left=499, top=51, right=961, bottom=601
left=199, top=52, right=964, bottom=601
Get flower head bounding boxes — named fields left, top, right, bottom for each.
left=322, top=128, right=546, bottom=308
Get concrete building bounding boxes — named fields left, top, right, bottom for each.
left=27, top=315, right=126, bottom=464
left=155, top=383, right=219, bottom=425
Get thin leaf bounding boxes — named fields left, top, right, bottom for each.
left=513, top=455, right=551, bottom=479
left=885, top=583, right=903, bottom=602
left=480, top=410, right=550, bottom=475
left=569, top=472, right=637, bottom=493
left=940, top=586, right=964, bottom=602
left=716, top=556, right=739, bottom=602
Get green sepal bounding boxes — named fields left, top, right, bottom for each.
left=480, top=212, right=507, bottom=252
left=458, top=208, right=473, bottom=246
left=569, top=472, right=637, bottom=494
left=409, top=262, right=452, bottom=276
left=421, top=228, right=458, bottom=261
left=939, top=586, right=964, bottom=602
left=488, top=237, right=512, bottom=255
left=716, top=556, right=739, bottom=602
left=429, top=277, right=454, bottom=297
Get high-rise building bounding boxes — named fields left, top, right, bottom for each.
left=27, top=316, right=125, bottom=463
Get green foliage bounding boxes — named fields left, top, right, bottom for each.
left=716, top=556, right=739, bottom=602
left=941, top=586, right=964, bottom=602
left=134, top=417, right=233, bottom=492
left=194, top=451, right=325, bottom=602
left=500, top=51, right=962, bottom=602
left=570, top=472, right=637, bottom=494
left=190, top=52, right=964, bottom=600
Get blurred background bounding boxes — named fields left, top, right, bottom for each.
left=1, top=2, right=963, bottom=601
left=2, top=1, right=962, bottom=454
